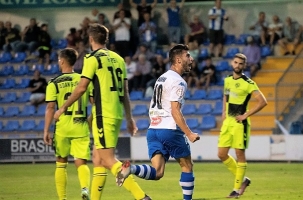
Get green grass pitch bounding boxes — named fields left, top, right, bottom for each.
left=0, top=162, right=302, bottom=200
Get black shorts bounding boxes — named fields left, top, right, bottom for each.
left=209, top=29, right=224, bottom=45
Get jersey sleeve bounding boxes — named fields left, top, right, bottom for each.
left=81, top=55, right=97, bottom=80
left=45, top=82, right=57, bottom=102
left=169, top=80, right=186, bottom=102
left=208, top=8, right=214, bottom=15
left=247, top=81, right=259, bottom=93
left=88, top=82, right=94, bottom=97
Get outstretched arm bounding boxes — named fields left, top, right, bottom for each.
left=179, top=0, right=185, bottom=8
left=129, top=0, right=137, bottom=8
left=151, top=0, right=157, bottom=8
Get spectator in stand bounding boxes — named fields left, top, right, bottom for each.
left=28, top=69, right=47, bottom=108
left=138, top=12, right=157, bottom=53
left=66, top=28, right=81, bottom=49
left=0, top=21, right=7, bottom=50
left=74, top=40, right=89, bottom=74
left=163, top=0, right=185, bottom=44
left=129, top=0, right=157, bottom=27
left=113, top=3, right=132, bottom=20
left=113, top=9, right=131, bottom=58
left=3, top=21, right=21, bottom=53
left=133, top=53, right=153, bottom=91
left=37, top=24, right=52, bottom=66
left=78, top=17, right=90, bottom=45
left=163, top=41, right=177, bottom=70
left=188, top=41, right=199, bottom=62
left=184, top=15, right=206, bottom=46
left=249, top=11, right=269, bottom=46
left=184, top=59, right=200, bottom=89
left=268, top=15, right=283, bottom=50
left=132, top=43, right=155, bottom=62
left=17, top=18, right=40, bottom=54
left=278, top=17, right=303, bottom=55
left=125, top=55, right=137, bottom=93
left=146, top=54, right=166, bottom=89
left=242, top=36, right=261, bottom=77
left=208, top=0, right=228, bottom=57
left=199, top=56, right=217, bottom=90
left=96, top=13, right=114, bottom=44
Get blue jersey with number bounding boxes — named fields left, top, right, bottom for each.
left=149, top=70, right=187, bottom=129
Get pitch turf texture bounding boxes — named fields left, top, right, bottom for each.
left=0, top=162, right=302, bottom=200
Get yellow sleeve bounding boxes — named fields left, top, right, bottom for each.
left=81, top=55, right=98, bottom=80
left=45, top=82, right=57, bottom=102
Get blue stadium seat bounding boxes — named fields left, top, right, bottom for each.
left=198, top=115, right=216, bottom=130
left=0, top=92, right=17, bottom=103
left=182, top=104, right=196, bottom=115
left=184, top=90, right=191, bottom=99
left=130, top=91, right=144, bottom=101
left=0, top=107, right=4, bottom=116
left=136, top=119, right=149, bottom=131
left=11, top=52, right=27, bottom=63
left=224, top=34, right=236, bottom=45
left=14, top=64, right=30, bottom=76
left=3, top=120, right=19, bottom=132
left=261, top=45, right=271, bottom=58
left=56, top=39, right=68, bottom=49
left=223, top=47, right=240, bottom=59
left=198, top=48, right=209, bottom=60
left=0, top=65, right=14, bottom=76
left=186, top=118, right=199, bottom=129
left=0, top=78, right=16, bottom=89
left=189, top=89, right=207, bottom=100
left=0, top=121, right=2, bottom=130
left=19, top=120, right=36, bottom=131
left=15, top=92, right=31, bottom=103
left=235, top=34, right=250, bottom=45
left=196, top=103, right=212, bottom=115
left=33, top=120, right=45, bottom=131
left=15, top=78, right=30, bottom=88
left=36, top=104, right=47, bottom=116
left=212, top=100, right=223, bottom=115
left=0, top=52, right=12, bottom=63
left=289, top=121, right=302, bottom=134
left=132, top=104, right=148, bottom=116
left=203, top=38, right=210, bottom=46
left=50, top=51, right=58, bottom=62
left=120, top=120, right=127, bottom=131
left=4, top=106, right=19, bottom=117
left=45, top=64, right=59, bottom=75
left=216, top=60, right=230, bottom=71
left=206, top=89, right=223, bottom=100
left=19, top=105, right=36, bottom=116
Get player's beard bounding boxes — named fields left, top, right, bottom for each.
left=183, top=62, right=191, bottom=74
left=233, top=68, right=243, bottom=75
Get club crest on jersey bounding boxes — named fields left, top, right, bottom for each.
left=151, top=117, right=162, bottom=126
left=235, top=83, right=240, bottom=88
left=176, top=88, right=184, bottom=98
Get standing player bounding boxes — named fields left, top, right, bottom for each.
left=218, top=53, right=267, bottom=198
left=43, top=48, right=93, bottom=200
left=116, top=44, right=200, bottom=200
left=53, top=23, right=151, bottom=200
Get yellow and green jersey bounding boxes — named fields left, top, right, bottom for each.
left=46, top=72, right=93, bottom=137
left=223, top=74, right=259, bottom=125
left=81, top=48, right=126, bottom=119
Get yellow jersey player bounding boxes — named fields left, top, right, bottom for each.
left=218, top=53, right=267, bottom=198
left=54, top=23, right=150, bottom=200
left=43, top=48, right=93, bottom=200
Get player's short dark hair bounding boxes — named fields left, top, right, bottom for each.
left=58, top=48, right=78, bottom=66
left=168, top=44, right=189, bottom=64
left=233, top=53, right=247, bottom=64
left=87, top=23, right=109, bottom=45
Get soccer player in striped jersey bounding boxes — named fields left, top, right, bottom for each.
left=218, top=53, right=267, bottom=198
left=44, top=48, right=94, bottom=200
left=116, top=44, right=200, bottom=200
left=53, top=23, right=150, bottom=200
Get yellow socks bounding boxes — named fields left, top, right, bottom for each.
left=110, top=161, right=146, bottom=200
left=55, top=162, right=67, bottom=200
left=223, top=155, right=237, bottom=176
left=234, top=162, right=247, bottom=191
left=77, top=164, right=90, bottom=189
left=91, top=167, right=107, bottom=200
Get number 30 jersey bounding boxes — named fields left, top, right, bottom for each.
left=81, top=48, right=127, bottom=120
left=149, top=70, right=187, bottom=129
left=46, top=72, right=93, bottom=137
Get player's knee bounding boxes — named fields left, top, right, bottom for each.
left=217, top=152, right=228, bottom=161
left=155, top=171, right=164, bottom=180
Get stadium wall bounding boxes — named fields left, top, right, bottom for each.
left=1, top=1, right=303, bottom=40
left=1, top=135, right=303, bottom=163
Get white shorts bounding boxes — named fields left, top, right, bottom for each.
left=30, top=93, right=45, bottom=101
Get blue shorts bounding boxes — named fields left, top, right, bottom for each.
left=147, top=128, right=191, bottom=161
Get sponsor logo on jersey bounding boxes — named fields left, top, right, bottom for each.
left=150, top=117, right=162, bottom=126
